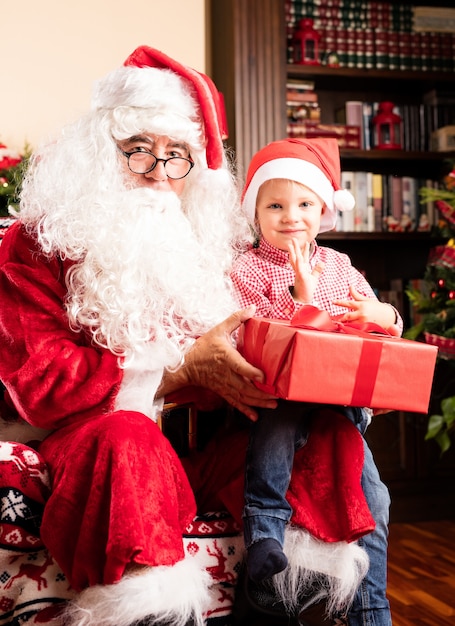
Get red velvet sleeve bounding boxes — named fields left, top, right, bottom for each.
left=0, top=222, right=122, bottom=430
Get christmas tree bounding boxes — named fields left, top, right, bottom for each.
left=405, top=160, right=455, bottom=454
left=0, top=143, right=29, bottom=217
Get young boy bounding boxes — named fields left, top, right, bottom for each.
left=231, top=138, right=402, bottom=598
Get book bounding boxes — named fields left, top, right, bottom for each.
left=390, top=176, right=403, bottom=223
left=286, top=91, right=319, bottom=103
left=401, top=176, right=418, bottom=229
left=353, top=171, right=369, bottom=232
left=372, top=174, right=384, bottom=231
left=381, top=175, right=391, bottom=222
left=345, top=101, right=364, bottom=148
left=340, top=171, right=355, bottom=231
left=366, top=172, right=375, bottom=232
left=413, top=7, right=455, bottom=33
left=286, top=79, right=315, bottom=92
left=362, top=102, right=375, bottom=151
left=287, top=122, right=360, bottom=148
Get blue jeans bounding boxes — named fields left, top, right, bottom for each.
left=243, top=401, right=365, bottom=547
left=243, top=400, right=311, bottom=547
left=243, top=400, right=392, bottom=626
left=347, top=437, right=392, bottom=626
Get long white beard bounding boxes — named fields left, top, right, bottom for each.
left=65, top=187, right=237, bottom=371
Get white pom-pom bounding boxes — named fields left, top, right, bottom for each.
left=334, top=188, right=355, bottom=212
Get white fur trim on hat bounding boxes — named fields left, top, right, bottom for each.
left=91, top=66, right=204, bottom=150
left=242, top=157, right=339, bottom=233
left=92, top=66, right=196, bottom=111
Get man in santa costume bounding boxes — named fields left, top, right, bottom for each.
left=0, top=47, right=390, bottom=626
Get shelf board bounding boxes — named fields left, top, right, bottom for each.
left=340, top=149, right=455, bottom=161
left=287, top=63, right=454, bottom=83
left=318, top=231, right=445, bottom=242
left=287, top=64, right=455, bottom=89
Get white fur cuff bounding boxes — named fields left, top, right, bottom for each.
left=272, top=525, right=369, bottom=617
left=63, top=557, right=212, bottom=626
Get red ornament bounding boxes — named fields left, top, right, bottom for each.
left=293, top=19, right=321, bottom=65
left=438, top=278, right=445, bottom=287
left=372, top=102, right=402, bottom=150
left=449, top=291, right=455, bottom=299
left=0, top=143, right=22, bottom=170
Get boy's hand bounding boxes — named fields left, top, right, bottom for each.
left=288, top=239, right=324, bottom=304
left=333, top=285, right=397, bottom=331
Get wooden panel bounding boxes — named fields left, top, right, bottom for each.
left=210, top=0, right=287, bottom=174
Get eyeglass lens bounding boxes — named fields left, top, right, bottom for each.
left=127, top=152, right=193, bottom=179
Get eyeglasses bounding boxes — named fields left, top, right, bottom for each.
left=120, top=148, right=194, bottom=180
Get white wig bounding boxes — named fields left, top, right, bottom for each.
left=18, top=65, right=250, bottom=370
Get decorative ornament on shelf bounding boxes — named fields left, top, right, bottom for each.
left=372, top=102, right=403, bottom=150
left=405, top=160, right=455, bottom=454
left=0, top=142, right=30, bottom=217
left=292, top=18, right=321, bottom=66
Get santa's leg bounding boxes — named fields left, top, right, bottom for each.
left=39, top=411, right=211, bottom=626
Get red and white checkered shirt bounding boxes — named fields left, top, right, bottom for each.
left=231, top=237, right=402, bottom=330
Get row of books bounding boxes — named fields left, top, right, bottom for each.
left=287, top=121, right=362, bottom=149
left=287, top=81, right=363, bottom=148
left=294, top=27, right=453, bottom=73
left=286, top=0, right=454, bottom=33
left=336, top=172, right=440, bottom=233
left=286, top=0, right=415, bottom=31
left=336, top=97, right=455, bottom=152
left=287, top=80, right=321, bottom=124
left=285, top=0, right=455, bottom=72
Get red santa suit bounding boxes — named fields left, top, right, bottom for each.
left=0, top=48, right=374, bottom=626
left=0, top=221, right=374, bottom=587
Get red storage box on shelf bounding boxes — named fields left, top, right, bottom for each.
left=237, top=307, right=438, bottom=414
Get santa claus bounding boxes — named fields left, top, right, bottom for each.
left=0, top=47, right=389, bottom=626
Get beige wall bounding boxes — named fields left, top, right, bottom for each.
left=1, top=0, right=206, bottom=152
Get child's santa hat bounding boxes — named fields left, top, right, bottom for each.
left=92, top=45, right=227, bottom=171
left=242, top=137, right=355, bottom=233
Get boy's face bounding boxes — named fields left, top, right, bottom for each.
left=255, top=179, right=325, bottom=251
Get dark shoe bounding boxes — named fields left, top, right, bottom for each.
left=233, top=564, right=334, bottom=626
left=298, top=601, right=333, bottom=626
left=232, top=565, right=296, bottom=625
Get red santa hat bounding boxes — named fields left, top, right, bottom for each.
left=242, top=138, right=355, bottom=234
left=120, top=46, right=228, bottom=171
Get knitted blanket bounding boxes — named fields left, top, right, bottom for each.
left=0, top=441, right=243, bottom=625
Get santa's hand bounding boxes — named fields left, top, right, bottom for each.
left=160, top=307, right=278, bottom=421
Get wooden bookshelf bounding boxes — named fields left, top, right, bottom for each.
left=210, top=0, right=455, bottom=522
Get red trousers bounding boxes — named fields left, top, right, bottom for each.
left=38, top=408, right=374, bottom=592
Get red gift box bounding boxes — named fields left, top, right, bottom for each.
left=237, top=307, right=438, bottom=413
